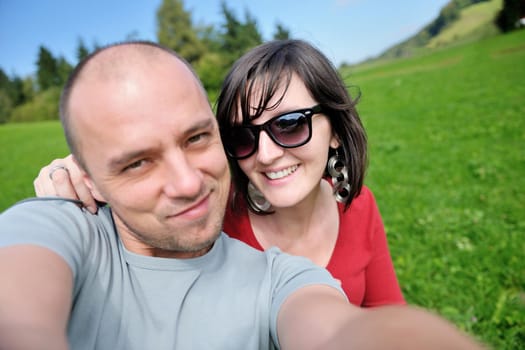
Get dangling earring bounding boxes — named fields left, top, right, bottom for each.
left=247, top=181, right=271, bottom=212
left=327, top=150, right=351, bottom=203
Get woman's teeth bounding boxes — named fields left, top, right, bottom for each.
left=265, top=165, right=298, bottom=180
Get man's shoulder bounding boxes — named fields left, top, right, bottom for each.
left=0, top=197, right=118, bottom=277
left=1, top=197, right=82, bottom=225
left=0, top=197, right=115, bottom=247
left=2, top=197, right=111, bottom=220
left=3, top=197, right=86, bottom=214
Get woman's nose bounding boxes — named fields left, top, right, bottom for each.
left=255, top=131, right=284, bottom=164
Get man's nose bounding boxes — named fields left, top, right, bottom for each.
left=161, top=151, right=203, bottom=199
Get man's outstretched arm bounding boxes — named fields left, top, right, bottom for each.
left=0, top=245, right=72, bottom=350
left=277, top=285, right=486, bottom=350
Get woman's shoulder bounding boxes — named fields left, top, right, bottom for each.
left=358, top=185, right=374, bottom=198
left=347, top=185, right=377, bottom=211
left=338, top=185, right=383, bottom=235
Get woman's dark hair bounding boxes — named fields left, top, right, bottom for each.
left=215, top=39, right=367, bottom=214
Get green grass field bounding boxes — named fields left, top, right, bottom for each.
left=0, top=121, right=69, bottom=208
left=343, top=29, right=525, bottom=349
left=1, top=30, right=524, bottom=348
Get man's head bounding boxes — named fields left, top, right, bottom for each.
left=59, top=41, right=231, bottom=258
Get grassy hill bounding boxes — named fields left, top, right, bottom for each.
left=427, top=0, right=503, bottom=48
left=1, top=28, right=524, bottom=349
left=376, top=0, right=503, bottom=61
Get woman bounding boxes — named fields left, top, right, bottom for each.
left=35, top=39, right=404, bottom=307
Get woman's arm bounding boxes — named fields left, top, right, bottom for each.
left=34, top=154, right=99, bottom=214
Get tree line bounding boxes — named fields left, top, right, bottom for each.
left=0, top=0, right=290, bottom=124
left=1, top=0, right=523, bottom=124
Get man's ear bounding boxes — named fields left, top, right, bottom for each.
left=72, top=156, right=107, bottom=203
left=82, top=176, right=107, bottom=203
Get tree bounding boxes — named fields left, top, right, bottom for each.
left=8, top=76, right=26, bottom=106
left=194, top=51, right=225, bottom=103
left=0, top=69, right=13, bottom=123
left=36, top=46, right=72, bottom=91
left=76, top=38, right=90, bottom=63
left=36, top=46, right=59, bottom=90
left=273, top=22, right=291, bottom=40
left=0, top=69, right=32, bottom=122
left=219, top=1, right=262, bottom=66
left=0, top=68, right=9, bottom=91
left=495, top=0, right=525, bottom=32
left=156, top=0, right=205, bottom=64
left=21, top=76, right=35, bottom=103
left=56, top=56, right=73, bottom=87
left=0, top=90, right=12, bottom=123
left=9, top=86, right=61, bottom=122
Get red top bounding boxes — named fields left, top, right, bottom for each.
left=223, top=185, right=405, bottom=307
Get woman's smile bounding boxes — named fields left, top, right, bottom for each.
left=264, top=164, right=299, bottom=180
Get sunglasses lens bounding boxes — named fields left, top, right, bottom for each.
left=224, top=108, right=316, bottom=159
left=270, top=113, right=309, bottom=146
left=226, top=127, right=256, bottom=158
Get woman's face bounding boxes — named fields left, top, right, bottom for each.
left=237, top=74, right=339, bottom=210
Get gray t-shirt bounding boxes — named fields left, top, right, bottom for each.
left=0, top=198, right=344, bottom=349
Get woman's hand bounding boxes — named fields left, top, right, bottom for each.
left=33, top=154, right=98, bottom=214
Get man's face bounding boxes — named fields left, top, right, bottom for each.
left=69, top=52, right=231, bottom=258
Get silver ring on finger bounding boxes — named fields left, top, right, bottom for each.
left=48, top=165, right=69, bottom=180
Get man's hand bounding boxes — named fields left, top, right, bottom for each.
left=277, top=285, right=486, bottom=350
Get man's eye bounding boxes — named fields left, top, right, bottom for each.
left=123, top=159, right=145, bottom=172
left=188, top=132, right=209, bottom=144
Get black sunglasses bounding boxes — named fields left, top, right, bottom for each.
left=222, top=105, right=323, bottom=160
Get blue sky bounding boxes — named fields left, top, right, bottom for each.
left=0, top=0, right=450, bottom=77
